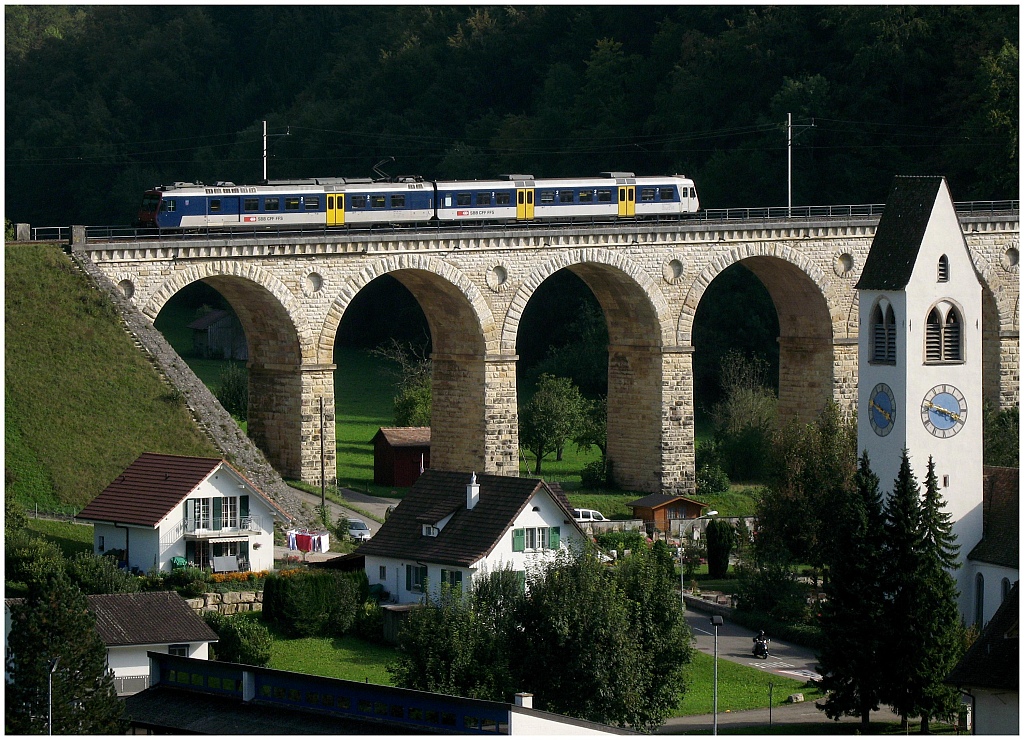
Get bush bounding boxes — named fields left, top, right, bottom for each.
left=595, top=530, right=648, bottom=554
left=353, top=600, right=386, bottom=644
left=705, top=519, right=736, bottom=579
left=579, top=458, right=608, bottom=489
left=164, top=566, right=211, bottom=598
left=262, top=570, right=365, bottom=637
left=735, top=562, right=810, bottom=625
left=66, top=552, right=141, bottom=594
left=204, top=613, right=272, bottom=666
left=216, top=362, right=248, bottom=420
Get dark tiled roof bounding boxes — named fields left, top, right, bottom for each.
left=88, top=591, right=219, bottom=646
left=626, top=493, right=709, bottom=510
left=76, top=452, right=290, bottom=527
left=186, top=309, right=230, bottom=331
left=968, top=466, right=1019, bottom=568
left=946, top=583, right=1018, bottom=691
left=856, top=176, right=945, bottom=291
left=372, top=427, right=431, bottom=447
left=7, top=592, right=218, bottom=647
left=355, top=470, right=581, bottom=567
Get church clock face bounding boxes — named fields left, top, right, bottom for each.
left=920, top=385, right=967, bottom=438
left=868, top=383, right=897, bottom=436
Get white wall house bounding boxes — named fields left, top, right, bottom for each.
left=6, top=591, right=218, bottom=696
left=357, top=470, right=589, bottom=604
left=77, top=453, right=292, bottom=574
left=965, top=466, right=1018, bottom=628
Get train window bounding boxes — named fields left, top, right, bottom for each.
left=162, top=199, right=176, bottom=212
left=464, top=716, right=480, bottom=730
left=371, top=195, right=386, bottom=208
left=351, top=195, right=368, bottom=209
left=659, top=187, right=676, bottom=201
left=209, top=199, right=222, bottom=213
left=244, top=198, right=259, bottom=211
left=597, top=190, right=612, bottom=202
left=358, top=699, right=373, bottom=713
left=321, top=694, right=334, bottom=707
left=539, top=191, right=555, bottom=204
left=640, top=188, right=656, bottom=202
left=305, top=196, right=320, bottom=210
left=374, top=702, right=388, bottom=715
left=390, top=705, right=404, bottom=718
left=559, top=191, right=574, bottom=203
left=288, top=689, right=301, bottom=701
left=409, top=707, right=424, bottom=721
left=441, top=712, right=456, bottom=726
left=273, top=686, right=286, bottom=699
left=482, top=718, right=498, bottom=732
left=285, top=197, right=300, bottom=211
left=265, top=197, right=279, bottom=211
left=457, top=193, right=472, bottom=206
left=306, top=692, right=319, bottom=704
left=578, top=191, right=593, bottom=203
left=476, top=192, right=491, bottom=206
left=223, top=678, right=236, bottom=692
left=425, top=710, right=439, bottom=724
left=496, top=193, right=511, bottom=205
left=391, top=194, right=406, bottom=208
left=337, top=696, right=350, bottom=710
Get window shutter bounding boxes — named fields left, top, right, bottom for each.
left=926, top=310, right=942, bottom=362
left=944, top=313, right=961, bottom=360
left=548, top=526, right=560, bottom=549
left=512, top=528, right=525, bottom=552
left=406, top=565, right=412, bottom=592
left=240, top=495, right=249, bottom=518
left=240, top=541, right=249, bottom=559
left=516, top=571, right=526, bottom=594
left=213, top=498, right=222, bottom=531
left=185, top=540, right=195, bottom=563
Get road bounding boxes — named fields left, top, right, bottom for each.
left=657, top=605, right=903, bottom=733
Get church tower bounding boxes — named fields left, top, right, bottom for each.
left=856, top=176, right=984, bottom=619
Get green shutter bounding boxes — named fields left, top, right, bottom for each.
left=213, top=498, right=222, bottom=530
left=549, top=526, right=560, bottom=549
left=240, top=495, right=249, bottom=519
left=512, top=528, right=525, bottom=552
left=516, top=571, right=526, bottom=594
left=185, top=540, right=196, bottom=563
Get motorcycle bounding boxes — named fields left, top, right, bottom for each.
left=752, top=637, right=770, bottom=659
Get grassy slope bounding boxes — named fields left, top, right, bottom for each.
left=5, top=243, right=219, bottom=510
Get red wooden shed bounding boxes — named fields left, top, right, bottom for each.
left=371, top=427, right=431, bottom=487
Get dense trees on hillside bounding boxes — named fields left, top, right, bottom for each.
left=6, top=6, right=1017, bottom=226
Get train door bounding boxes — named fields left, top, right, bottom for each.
left=516, top=188, right=535, bottom=220
left=617, top=186, right=635, bottom=217
left=327, top=193, right=345, bottom=226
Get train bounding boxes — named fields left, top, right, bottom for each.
left=136, top=172, right=699, bottom=230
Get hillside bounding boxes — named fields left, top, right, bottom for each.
left=5, top=242, right=219, bottom=511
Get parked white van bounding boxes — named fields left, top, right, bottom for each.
left=573, top=508, right=607, bottom=523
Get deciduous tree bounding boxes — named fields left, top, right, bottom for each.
left=518, top=374, right=586, bottom=474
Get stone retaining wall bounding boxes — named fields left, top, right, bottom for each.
left=186, top=590, right=264, bottom=616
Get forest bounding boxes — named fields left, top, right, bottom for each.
left=5, top=5, right=1018, bottom=227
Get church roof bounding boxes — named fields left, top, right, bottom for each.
left=856, top=176, right=945, bottom=291
left=946, top=582, right=1018, bottom=692
left=968, top=466, right=1019, bottom=569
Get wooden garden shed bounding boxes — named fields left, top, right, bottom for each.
left=626, top=493, right=709, bottom=534
left=371, top=427, right=430, bottom=487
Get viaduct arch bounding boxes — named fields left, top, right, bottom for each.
left=78, top=214, right=1019, bottom=492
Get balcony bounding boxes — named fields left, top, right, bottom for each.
left=163, top=516, right=264, bottom=544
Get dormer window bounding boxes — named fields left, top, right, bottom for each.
left=422, top=524, right=439, bottom=537
left=925, top=302, right=963, bottom=362
left=870, top=300, right=897, bottom=364
left=937, top=254, right=949, bottom=282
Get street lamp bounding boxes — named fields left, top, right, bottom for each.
left=710, top=615, right=724, bottom=735
left=679, top=510, right=718, bottom=608
left=48, top=656, right=60, bottom=735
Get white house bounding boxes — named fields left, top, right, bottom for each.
left=946, top=582, right=1018, bottom=735
left=965, top=466, right=1018, bottom=628
left=356, top=470, right=589, bottom=604
left=77, top=453, right=292, bottom=574
left=6, top=591, right=218, bottom=696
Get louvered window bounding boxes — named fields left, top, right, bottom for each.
left=925, top=305, right=963, bottom=362
left=871, top=303, right=897, bottom=364
left=937, top=255, right=949, bottom=282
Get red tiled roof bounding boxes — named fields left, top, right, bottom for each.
left=76, top=452, right=289, bottom=527
left=356, top=469, right=583, bottom=567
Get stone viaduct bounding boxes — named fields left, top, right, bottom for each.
left=73, top=213, right=1019, bottom=494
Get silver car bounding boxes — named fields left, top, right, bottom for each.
left=347, top=519, right=372, bottom=541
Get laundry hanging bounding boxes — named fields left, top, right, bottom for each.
left=285, top=528, right=329, bottom=553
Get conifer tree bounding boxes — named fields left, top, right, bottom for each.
left=913, top=456, right=965, bottom=732
left=5, top=571, right=126, bottom=734
left=816, top=451, right=887, bottom=730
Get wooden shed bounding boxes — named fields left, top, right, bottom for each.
left=626, top=493, right=709, bottom=534
left=371, top=427, right=431, bottom=487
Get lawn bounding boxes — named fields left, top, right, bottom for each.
left=24, top=518, right=95, bottom=557
left=678, top=651, right=818, bottom=716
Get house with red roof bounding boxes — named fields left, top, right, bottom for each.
left=76, top=453, right=292, bottom=574
left=356, top=470, right=588, bottom=604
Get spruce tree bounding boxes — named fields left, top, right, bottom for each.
left=880, top=449, right=927, bottom=726
left=816, top=451, right=887, bottom=730
left=913, top=456, right=965, bottom=732
left=5, top=571, right=126, bottom=734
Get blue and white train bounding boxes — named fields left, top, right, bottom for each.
left=136, top=172, right=699, bottom=230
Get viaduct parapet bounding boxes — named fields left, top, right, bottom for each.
left=72, top=214, right=1019, bottom=494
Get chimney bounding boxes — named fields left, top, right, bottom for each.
left=467, top=472, right=480, bottom=510
left=514, top=692, right=533, bottom=709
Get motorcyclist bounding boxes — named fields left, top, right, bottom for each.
left=752, top=630, right=769, bottom=657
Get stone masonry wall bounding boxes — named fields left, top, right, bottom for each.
left=186, top=590, right=263, bottom=616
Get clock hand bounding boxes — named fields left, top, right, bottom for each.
left=870, top=400, right=892, bottom=423
left=923, top=399, right=962, bottom=423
